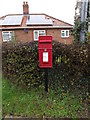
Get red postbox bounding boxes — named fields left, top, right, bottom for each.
left=39, top=36, right=52, bottom=68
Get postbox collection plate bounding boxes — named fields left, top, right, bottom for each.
left=43, top=52, right=48, bottom=62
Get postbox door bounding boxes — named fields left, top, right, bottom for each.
left=39, top=49, right=52, bottom=68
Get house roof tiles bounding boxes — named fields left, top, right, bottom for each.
left=0, top=13, right=73, bottom=30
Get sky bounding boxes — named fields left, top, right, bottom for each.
left=0, top=0, right=77, bottom=25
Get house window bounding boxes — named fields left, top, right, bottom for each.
left=61, top=30, right=69, bottom=38
left=34, top=30, right=46, bottom=41
left=2, top=31, right=15, bottom=42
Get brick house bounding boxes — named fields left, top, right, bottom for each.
left=0, top=1, right=73, bottom=44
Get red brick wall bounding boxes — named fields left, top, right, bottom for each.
left=1, top=28, right=73, bottom=44
left=0, top=30, right=2, bottom=43
left=46, top=28, right=73, bottom=44
left=14, top=29, right=33, bottom=43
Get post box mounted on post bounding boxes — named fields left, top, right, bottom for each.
left=38, top=35, right=53, bottom=92
left=38, top=36, right=52, bottom=68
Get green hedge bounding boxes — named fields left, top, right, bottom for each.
left=50, top=42, right=89, bottom=94
left=2, top=42, right=45, bottom=88
left=2, top=41, right=89, bottom=96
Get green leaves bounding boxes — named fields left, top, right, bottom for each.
left=2, top=41, right=89, bottom=102
left=72, top=20, right=88, bottom=43
left=2, top=42, right=44, bottom=88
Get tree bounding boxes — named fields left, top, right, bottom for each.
left=72, top=0, right=89, bottom=43
left=72, top=20, right=88, bottom=43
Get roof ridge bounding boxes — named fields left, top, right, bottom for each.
left=0, top=13, right=45, bottom=19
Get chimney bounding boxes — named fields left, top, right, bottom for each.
left=23, top=1, right=29, bottom=14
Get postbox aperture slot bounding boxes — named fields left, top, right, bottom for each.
left=39, top=40, right=51, bottom=43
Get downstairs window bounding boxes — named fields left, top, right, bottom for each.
left=2, top=31, right=15, bottom=42
left=34, top=30, right=46, bottom=41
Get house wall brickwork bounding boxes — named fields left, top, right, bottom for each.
left=0, top=30, right=2, bottom=43
left=46, top=28, right=73, bottom=44
left=13, top=28, right=73, bottom=44
left=14, top=29, right=33, bottom=43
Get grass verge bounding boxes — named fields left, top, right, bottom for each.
left=2, top=77, right=85, bottom=118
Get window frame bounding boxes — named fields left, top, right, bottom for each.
left=34, top=30, right=46, bottom=41
left=61, top=30, right=69, bottom=38
left=2, top=31, right=15, bottom=42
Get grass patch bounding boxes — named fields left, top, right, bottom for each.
left=2, top=77, right=84, bottom=118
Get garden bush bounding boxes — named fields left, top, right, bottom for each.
left=49, top=42, right=89, bottom=95
left=2, top=42, right=45, bottom=88
left=2, top=41, right=89, bottom=98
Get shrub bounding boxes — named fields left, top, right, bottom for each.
left=2, top=41, right=89, bottom=98
left=2, top=42, right=45, bottom=88
left=49, top=41, right=89, bottom=100
left=72, top=20, right=88, bottom=43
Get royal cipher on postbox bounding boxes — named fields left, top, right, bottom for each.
left=38, top=36, right=52, bottom=68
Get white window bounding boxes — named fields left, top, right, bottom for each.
left=34, top=30, right=46, bottom=41
left=2, top=31, right=15, bottom=42
left=61, top=30, right=69, bottom=38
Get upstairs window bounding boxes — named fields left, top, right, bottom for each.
left=2, top=31, right=15, bottom=42
left=34, top=30, right=46, bottom=41
left=61, top=30, right=69, bottom=38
